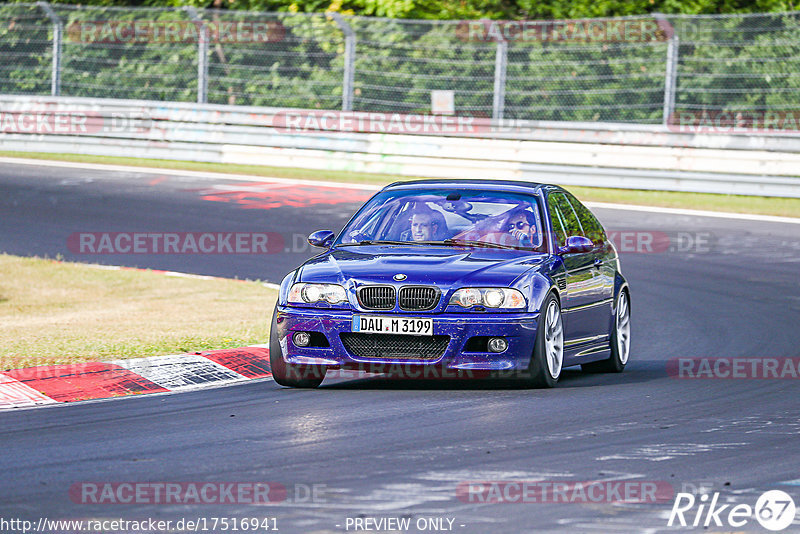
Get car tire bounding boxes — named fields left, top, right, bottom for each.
left=523, top=293, right=563, bottom=388
left=581, top=289, right=630, bottom=374
left=269, top=304, right=326, bottom=388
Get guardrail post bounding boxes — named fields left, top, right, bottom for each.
left=492, top=38, right=507, bottom=121
left=655, top=13, right=679, bottom=126
left=330, top=13, right=355, bottom=112
left=38, top=1, right=62, bottom=96
left=185, top=7, right=209, bottom=104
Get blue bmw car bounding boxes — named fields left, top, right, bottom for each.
left=270, top=179, right=631, bottom=388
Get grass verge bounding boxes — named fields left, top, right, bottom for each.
left=0, top=254, right=276, bottom=370
left=1, top=151, right=798, bottom=218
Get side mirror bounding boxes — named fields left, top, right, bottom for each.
left=558, top=235, right=594, bottom=255
left=308, top=230, right=335, bottom=248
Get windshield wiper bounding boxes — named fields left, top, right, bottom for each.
left=414, top=239, right=518, bottom=250
left=340, top=239, right=520, bottom=250
left=446, top=239, right=517, bottom=250
left=339, top=240, right=410, bottom=246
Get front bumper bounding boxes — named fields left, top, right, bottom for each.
left=275, top=305, right=539, bottom=371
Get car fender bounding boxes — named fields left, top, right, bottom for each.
left=522, top=255, right=566, bottom=312
left=613, top=272, right=630, bottom=312
left=515, top=270, right=561, bottom=314
left=278, top=270, right=298, bottom=306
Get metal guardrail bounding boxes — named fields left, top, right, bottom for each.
left=1, top=95, right=799, bottom=197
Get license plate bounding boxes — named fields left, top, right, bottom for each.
left=352, top=315, right=433, bottom=336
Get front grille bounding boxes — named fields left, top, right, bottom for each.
left=399, top=286, right=439, bottom=311
left=340, top=333, right=450, bottom=360
left=358, top=286, right=395, bottom=310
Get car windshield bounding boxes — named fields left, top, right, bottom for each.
left=335, top=188, right=546, bottom=251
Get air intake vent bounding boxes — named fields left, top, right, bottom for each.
left=399, top=286, right=439, bottom=311
left=557, top=279, right=567, bottom=290
left=340, top=333, right=450, bottom=360
left=357, top=286, right=396, bottom=310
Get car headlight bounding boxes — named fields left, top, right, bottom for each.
left=288, top=283, right=348, bottom=305
left=449, top=288, right=526, bottom=309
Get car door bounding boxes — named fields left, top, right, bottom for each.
left=567, top=194, right=615, bottom=326
left=548, top=192, right=607, bottom=347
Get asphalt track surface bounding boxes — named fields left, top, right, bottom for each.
left=1, top=162, right=799, bottom=533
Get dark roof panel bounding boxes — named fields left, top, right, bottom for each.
left=384, top=179, right=554, bottom=193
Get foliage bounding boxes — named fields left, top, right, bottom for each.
left=1, top=3, right=798, bottom=124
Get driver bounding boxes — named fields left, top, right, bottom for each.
left=410, top=211, right=437, bottom=241
left=506, top=209, right=537, bottom=247
left=400, top=207, right=440, bottom=242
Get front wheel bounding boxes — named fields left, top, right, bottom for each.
left=269, top=305, right=326, bottom=388
left=582, top=289, right=630, bottom=373
left=522, top=293, right=563, bottom=388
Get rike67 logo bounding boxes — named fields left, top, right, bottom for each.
left=668, top=490, right=796, bottom=531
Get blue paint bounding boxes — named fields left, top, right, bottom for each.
left=276, top=180, right=627, bottom=374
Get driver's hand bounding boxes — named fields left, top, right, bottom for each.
left=509, top=228, right=527, bottom=241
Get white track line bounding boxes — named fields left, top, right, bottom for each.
left=2, top=156, right=797, bottom=225
left=0, top=157, right=379, bottom=190
left=80, top=262, right=281, bottom=289
left=584, top=201, right=800, bottom=225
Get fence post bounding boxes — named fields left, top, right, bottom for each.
left=330, top=12, right=355, bottom=112
left=185, top=7, right=209, bottom=104
left=655, top=13, right=679, bottom=126
left=492, top=39, right=507, bottom=121
left=38, top=1, right=62, bottom=97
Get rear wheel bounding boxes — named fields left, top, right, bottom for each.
left=582, top=289, right=630, bottom=373
left=522, top=293, right=563, bottom=388
left=269, top=305, right=326, bottom=388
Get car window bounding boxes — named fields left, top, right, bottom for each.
left=546, top=194, right=568, bottom=249
left=550, top=193, right=583, bottom=239
left=566, top=193, right=606, bottom=245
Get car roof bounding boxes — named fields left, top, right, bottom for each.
left=383, top=179, right=561, bottom=195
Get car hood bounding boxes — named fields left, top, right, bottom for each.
left=298, top=245, right=546, bottom=288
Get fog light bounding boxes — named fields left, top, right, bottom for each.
left=487, top=337, right=508, bottom=353
left=293, top=331, right=311, bottom=347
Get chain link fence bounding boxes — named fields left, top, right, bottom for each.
left=1, top=3, right=799, bottom=125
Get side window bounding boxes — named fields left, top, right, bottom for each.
left=345, top=207, right=383, bottom=241
left=566, top=194, right=606, bottom=245
left=546, top=194, right=567, bottom=249
left=551, top=193, right=583, bottom=239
